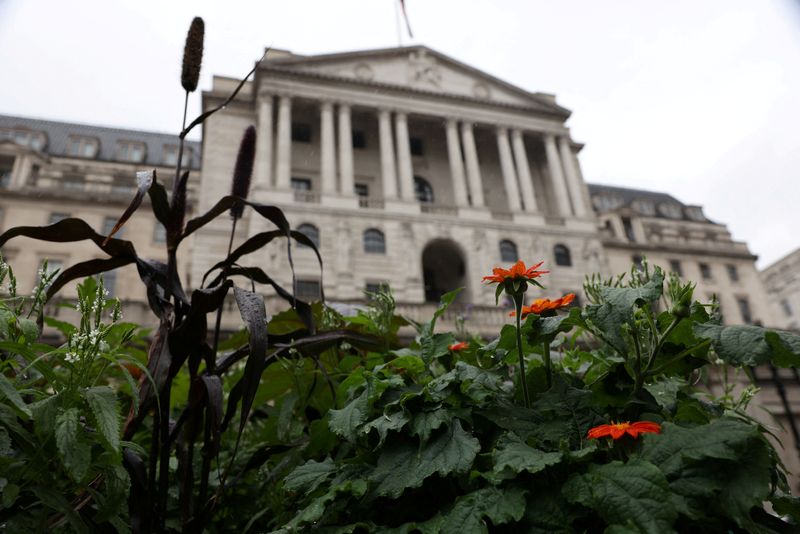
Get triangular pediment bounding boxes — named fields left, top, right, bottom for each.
left=266, top=46, right=568, bottom=115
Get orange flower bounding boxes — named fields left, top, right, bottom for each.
left=448, top=341, right=469, bottom=351
left=122, top=362, right=144, bottom=380
left=482, top=260, right=548, bottom=284
left=510, top=293, right=576, bottom=319
left=587, top=421, right=662, bottom=440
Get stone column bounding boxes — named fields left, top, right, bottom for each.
left=559, top=136, right=588, bottom=217
left=320, top=100, right=336, bottom=195
left=395, top=112, right=415, bottom=201
left=274, top=95, right=292, bottom=189
left=445, top=118, right=468, bottom=207
left=460, top=121, right=484, bottom=207
left=378, top=109, right=397, bottom=200
left=496, top=127, right=521, bottom=212
left=254, top=95, right=273, bottom=190
left=544, top=132, right=572, bottom=216
left=338, top=103, right=354, bottom=196
left=510, top=129, right=538, bottom=212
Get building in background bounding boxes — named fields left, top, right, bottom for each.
left=762, top=248, right=800, bottom=332
left=0, top=114, right=200, bottom=323
left=195, top=45, right=605, bottom=334
left=590, top=183, right=775, bottom=327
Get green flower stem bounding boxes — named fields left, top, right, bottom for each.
left=542, top=341, right=552, bottom=390
left=513, top=293, right=531, bottom=408
left=644, top=316, right=681, bottom=375
left=632, top=327, right=644, bottom=395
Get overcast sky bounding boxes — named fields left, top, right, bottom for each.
left=0, top=0, right=797, bottom=268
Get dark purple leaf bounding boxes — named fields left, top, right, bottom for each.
left=234, top=286, right=268, bottom=433
left=102, top=170, right=155, bottom=245
left=46, top=256, right=135, bottom=301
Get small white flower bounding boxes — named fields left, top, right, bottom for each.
left=65, top=351, right=79, bottom=363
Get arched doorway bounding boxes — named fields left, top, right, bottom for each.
left=421, top=239, right=468, bottom=303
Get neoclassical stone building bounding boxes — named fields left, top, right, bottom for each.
left=194, top=46, right=605, bottom=331
left=762, top=248, right=800, bottom=332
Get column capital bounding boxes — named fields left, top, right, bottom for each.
left=277, top=94, right=292, bottom=105
left=319, top=99, right=334, bottom=111
left=336, top=101, right=351, bottom=111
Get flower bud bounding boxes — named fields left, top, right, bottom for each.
left=230, top=126, right=257, bottom=219
left=181, top=17, right=205, bottom=92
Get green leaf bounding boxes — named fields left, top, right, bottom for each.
left=638, top=418, right=757, bottom=477
left=693, top=324, right=800, bottom=368
left=643, top=377, right=685, bottom=410
left=765, top=330, right=800, bottom=367
left=386, top=354, right=426, bottom=375
left=284, top=457, right=336, bottom=494
left=420, top=332, right=456, bottom=363
left=492, top=433, right=562, bottom=477
left=363, top=410, right=410, bottom=447
left=0, top=373, right=31, bottom=419
left=410, top=407, right=458, bottom=444
left=0, top=426, right=11, bottom=456
left=562, top=459, right=677, bottom=534
left=56, top=407, right=91, bottom=482
left=371, top=420, right=480, bottom=498
left=2, top=483, right=19, bottom=508
left=328, top=389, right=369, bottom=441
left=17, top=318, right=39, bottom=342
left=276, top=392, right=298, bottom=442
left=585, top=271, right=664, bottom=355
left=437, top=486, right=526, bottom=534
left=83, top=386, right=121, bottom=453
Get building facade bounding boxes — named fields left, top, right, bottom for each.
left=0, top=115, right=200, bottom=320
left=762, top=248, right=800, bottom=332
left=194, top=46, right=605, bottom=333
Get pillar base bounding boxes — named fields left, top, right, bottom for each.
left=512, top=212, right=546, bottom=226
left=458, top=207, right=492, bottom=220
left=321, top=195, right=360, bottom=209
left=384, top=199, right=421, bottom=214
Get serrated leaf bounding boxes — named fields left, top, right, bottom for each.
left=410, top=407, right=457, bottom=443
left=83, top=386, right=121, bottom=453
left=638, top=418, right=756, bottom=477
left=585, top=271, right=664, bottom=355
left=0, top=373, right=30, bottom=419
left=329, top=389, right=369, bottom=441
left=492, top=433, right=562, bottom=476
left=562, top=459, right=676, bottom=534
left=371, top=420, right=480, bottom=498
left=436, top=486, right=526, bottom=534
left=363, top=410, right=410, bottom=447
left=284, top=457, right=336, bottom=494
left=0, top=426, right=11, bottom=456
left=56, top=407, right=91, bottom=482
left=643, top=377, right=685, bottom=410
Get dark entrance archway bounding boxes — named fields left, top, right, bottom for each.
left=422, top=239, right=468, bottom=303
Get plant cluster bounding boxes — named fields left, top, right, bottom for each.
left=0, top=15, right=799, bottom=534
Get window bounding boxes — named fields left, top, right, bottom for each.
left=291, top=177, right=312, bottom=191
left=153, top=223, right=167, bottom=243
left=297, top=223, right=320, bottom=248
left=699, top=263, right=712, bottom=280
left=112, top=176, right=136, bottom=196
left=781, top=299, right=793, bottom=317
left=291, top=123, right=312, bottom=143
left=726, top=264, right=739, bottom=282
left=0, top=155, right=13, bottom=188
left=736, top=297, right=752, bottom=324
left=499, top=240, right=518, bottom=262
left=0, top=129, right=46, bottom=150
left=352, top=130, right=366, bottom=149
left=163, top=145, right=192, bottom=167
left=365, top=282, right=389, bottom=295
left=621, top=216, right=636, bottom=242
left=117, top=141, right=146, bottom=163
left=68, top=136, right=99, bottom=158
left=554, top=244, right=572, bottom=266
left=414, top=176, right=434, bottom=204
left=354, top=183, right=369, bottom=198
left=101, top=216, right=121, bottom=237
left=410, top=137, right=424, bottom=156
left=62, top=173, right=84, bottom=191
left=632, top=255, right=644, bottom=271
left=669, top=260, right=683, bottom=277
left=363, top=229, right=386, bottom=254
left=296, top=279, right=321, bottom=301
left=49, top=212, right=70, bottom=225
left=602, top=219, right=615, bottom=237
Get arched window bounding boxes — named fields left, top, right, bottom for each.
left=363, top=228, right=386, bottom=254
left=297, top=223, right=320, bottom=248
left=499, top=240, right=518, bottom=262
left=414, top=176, right=434, bottom=204
left=554, top=244, right=572, bottom=266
